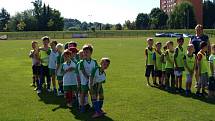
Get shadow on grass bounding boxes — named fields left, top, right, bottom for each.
left=37, top=91, right=114, bottom=121
left=151, top=85, right=215, bottom=105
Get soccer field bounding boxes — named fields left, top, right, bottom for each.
left=0, top=37, right=215, bottom=121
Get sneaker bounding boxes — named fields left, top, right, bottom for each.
left=100, top=109, right=106, bottom=114
left=92, top=112, right=103, bottom=118
left=37, top=89, right=42, bottom=94
left=202, top=91, right=208, bottom=96
left=196, top=91, right=202, bottom=97
left=47, top=88, right=52, bottom=92
left=53, top=88, right=57, bottom=94
left=34, top=87, right=38, bottom=91
left=57, top=91, right=64, bottom=96
left=67, top=103, right=72, bottom=108
left=30, top=83, right=36, bottom=87
left=179, top=88, right=184, bottom=93
left=185, top=90, right=190, bottom=96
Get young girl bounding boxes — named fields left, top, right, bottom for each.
left=184, top=44, right=195, bottom=96
left=29, top=41, right=40, bottom=91
left=62, top=49, right=78, bottom=108
left=90, top=58, right=110, bottom=118
left=56, top=43, right=64, bottom=96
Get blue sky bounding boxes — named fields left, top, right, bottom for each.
left=0, top=0, right=160, bottom=24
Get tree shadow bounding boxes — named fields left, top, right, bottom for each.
left=152, top=85, right=215, bottom=105
left=37, top=90, right=114, bottom=121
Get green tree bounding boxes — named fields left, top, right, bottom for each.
left=149, top=8, right=168, bottom=29
left=0, top=8, right=10, bottom=31
left=203, top=1, right=215, bottom=29
left=115, top=23, right=122, bottom=30
left=168, top=1, right=196, bottom=29
left=135, top=13, right=149, bottom=30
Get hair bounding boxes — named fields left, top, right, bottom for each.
left=63, top=49, right=71, bottom=56
left=211, top=44, right=215, bottom=49
left=163, top=44, right=167, bottom=50
left=56, top=43, right=64, bottom=50
left=69, top=41, right=77, bottom=47
left=51, top=40, right=58, bottom=45
left=156, top=42, right=162, bottom=46
left=147, top=38, right=153, bottom=42
left=101, top=57, right=110, bottom=64
left=200, top=41, right=208, bottom=49
left=166, top=41, right=173, bottom=46
left=41, top=36, right=50, bottom=42
left=177, top=37, right=184, bottom=41
left=187, top=44, right=194, bottom=48
left=32, top=41, right=38, bottom=45
left=195, top=24, right=203, bottom=30
left=82, top=44, right=93, bottom=53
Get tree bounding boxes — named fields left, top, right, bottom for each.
left=103, top=24, right=111, bottom=30
left=135, top=13, right=149, bottom=30
left=168, top=1, right=196, bottom=29
left=0, top=8, right=10, bottom=31
left=115, top=23, right=122, bottom=30
left=149, top=8, right=168, bottom=29
left=80, top=22, right=88, bottom=31
left=203, top=1, right=215, bottom=29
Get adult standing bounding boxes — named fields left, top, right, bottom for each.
left=189, top=24, right=211, bottom=88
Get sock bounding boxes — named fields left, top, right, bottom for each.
left=33, top=77, right=36, bottom=84
left=98, top=100, right=103, bottom=111
left=36, top=79, right=39, bottom=88
left=93, top=100, right=99, bottom=113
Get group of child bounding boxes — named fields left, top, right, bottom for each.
left=145, top=37, right=215, bottom=98
left=29, top=36, right=110, bottom=118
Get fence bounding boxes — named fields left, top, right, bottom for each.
left=0, top=30, right=215, bottom=40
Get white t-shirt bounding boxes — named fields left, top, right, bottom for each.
left=77, top=59, right=98, bottom=85
left=29, top=50, right=40, bottom=66
left=62, top=61, right=77, bottom=86
left=48, top=49, right=59, bottom=69
left=209, top=54, right=215, bottom=75
left=91, top=67, right=106, bottom=85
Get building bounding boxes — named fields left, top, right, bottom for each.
left=160, top=0, right=203, bottom=24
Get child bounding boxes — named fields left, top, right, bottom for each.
left=145, top=38, right=156, bottom=86
left=184, top=44, right=195, bottom=96
left=77, top=44, right=98, bottom=113
left=196, top=41, right=209, bottom=96
left=62, top=48, right=78, bottom=108
left=174, top=37, right=185, bottom=92
left=56, top=43, right=64, bottom=96
left=161, top=45, right=167, bottom=88
left=48, top=40, right=59, bottom=94
left=89, top=58, right=110, bottom=118
left=154, top=42, right=163, bottom=86
left=208, top=44, right=215, bottom=98
left=29, top=41, right=40, bottom=90
left=38, top=36, right=51, bottom=94
left=165, top=41, right=175, bottom=91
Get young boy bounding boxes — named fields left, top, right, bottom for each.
left=208, top=44, right=215, bottom=98
left=174, top=37, right=185, bottom=92
left=62, top=49, right=78, bottom=108
left=56, top=43, right=64, bottom=96
left=154, top=42, right=163, bottom=86
left=196, top=41, right=209, bottom=96
left=48, top=40, right=59, bottom=94
left=29, top=41, right=40, bottom=90
left=77, top=44, right=98, bottom=113
left=161, top=45, right=167, bottom=88
left=165, top=41, right=175, bottom=91
left=145, top=38, right=156, bottom=86
left=89, top=58, right=110, bottom=118
left=184, top=44, right=195, bottom=96
left=38, top=36, right=51, bottom=94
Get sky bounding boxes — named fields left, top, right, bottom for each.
left=0, top=0, right=160, bottom=24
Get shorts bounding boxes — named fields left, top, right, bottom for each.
left=186, top=74, right=193, bottom=83
left=198, top=73, right=208, bottom=88
left=32, top=65, right=40, bottom=75
left=57, top=76, right=63, bottom=81
left=63, top=85, right=77, bottom=92
left=174, top=70, right=183, bottom=77
left=155, top=70, right=162, bottom=77
left=81, top=85, right=89, bottom=93
left=145, top=65, right=155, bottom=77
left=90, top=83, right=103, bottom=95
left=208, top=76, right=215, bottom=91
left=49, top=69, right=56, bottom=75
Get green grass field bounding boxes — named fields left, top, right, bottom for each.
left=1, top=37, right=215, bottom=121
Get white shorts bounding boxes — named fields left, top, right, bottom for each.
left=186, top=74, right=193, bottom=83
left=174, top=70, right=183, bottom=77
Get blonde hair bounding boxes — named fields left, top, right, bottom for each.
left=56, top=43, right=64, bottom=52
left=101, top=57, right=110, bottom=64
left=195, top=24, right=203, bottom=30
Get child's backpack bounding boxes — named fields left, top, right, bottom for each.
left=208, top=76, right=215, bottom=91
